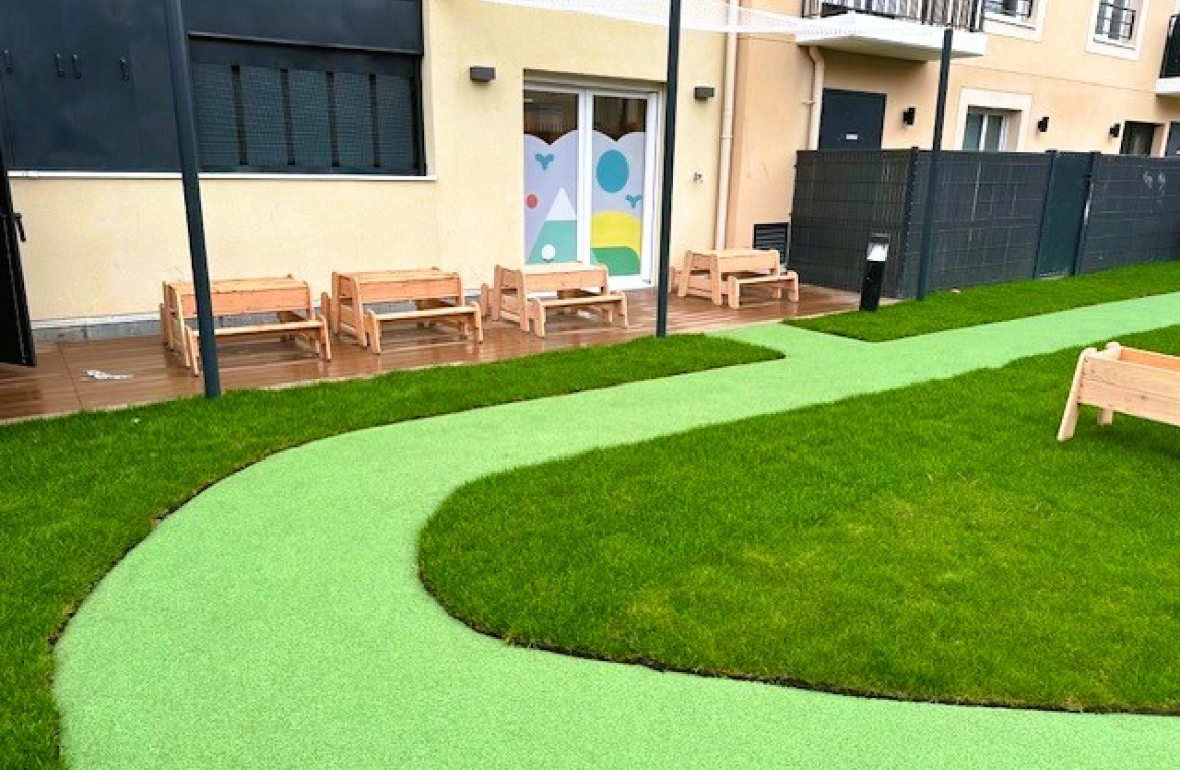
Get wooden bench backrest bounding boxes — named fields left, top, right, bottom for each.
left=362, top=275, right=463, bottom=303
left=522, top=265, right=608, bottom=293
left=178, top=284, right=312, bottom=317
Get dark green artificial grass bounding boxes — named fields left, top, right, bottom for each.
left=420, top=325, right=1180, bottom=714
left=791, top=262, right=1180, bottom=341
left=0, top=334, right=778, bottom=769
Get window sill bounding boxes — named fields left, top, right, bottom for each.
left=1086, top=34, right=1141, bottom=61
left=985, top=12, right=1037, bottom=31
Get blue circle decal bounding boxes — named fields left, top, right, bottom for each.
left=596, top=150, right=630, bottom=194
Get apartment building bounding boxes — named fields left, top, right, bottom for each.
left=0, top=0, right=1177, bottom=354
left=729, top=0, right=1180, bottom=243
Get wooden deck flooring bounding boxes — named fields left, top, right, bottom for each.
left=0, top=284, right=859, bottom=422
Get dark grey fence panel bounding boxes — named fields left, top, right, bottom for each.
left=903, top=152, right=1052, bottom=296
left=791, top=150, right=914, bottom=296
left=1078, top=156, right=1180, bottom=274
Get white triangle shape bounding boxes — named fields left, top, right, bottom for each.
left=546, top=188, right=577, bottom=222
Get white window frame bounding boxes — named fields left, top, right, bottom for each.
left=523, top=79, right=661, bottom=291
left=1086, top=0, right=1150, bottom=60
left=954, top=89, right=1032, bottom=152
left=962, top=109, right=1011, bottom=151
left=984, top=0, right=1049, bottom=42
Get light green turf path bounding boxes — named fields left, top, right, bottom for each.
left=56, top=294, right=1180, bottom=770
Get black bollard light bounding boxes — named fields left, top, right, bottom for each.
left=859, top=233, right=890, bottom=312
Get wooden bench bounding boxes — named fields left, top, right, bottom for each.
left=161, top=277, right=331, bottom=376
left=481, top=263, right=628, bottom=339
left=321, top=268, right=482, bottom=354
left=676, top=248, right=799, bottom=308
left=1058, top=342, right=1180, bottom=441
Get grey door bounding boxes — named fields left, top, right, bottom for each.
left=1166, top=123, right=1180, bottom=157
left=819, top=89, right=885, bottom=150
left=0, top=121, right=35, bottom=366
left=1035, top=152, right=1092, bottom=279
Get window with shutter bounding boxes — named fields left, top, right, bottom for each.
left=190, top=39, right=425, bottom=176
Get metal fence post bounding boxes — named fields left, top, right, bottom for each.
left=897, top=146, right=920, bottom=297
left=1071, top=151, right=1102, bottom=276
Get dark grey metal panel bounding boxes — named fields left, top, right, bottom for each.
left=1035, top=152, right=1092, bottom=278
left=0, top=0, right=421, bottom=172
left=818, top=89, right=885, bottom=151
left=185, top=0, right=423, bottom=54
left=0, top=100, right=35, bottom=366
left=0, top=0, right=72, bottom=169
left=60, top=0, right=142, bottom=171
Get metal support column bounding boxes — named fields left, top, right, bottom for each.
left=655, top=0, right=683, bottom=338
left=164, top=0, right=221, bottom=396
left=916, top=27, right=953, bottom=301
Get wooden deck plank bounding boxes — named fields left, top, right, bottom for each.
left=0, top=285, right=859, bottom=422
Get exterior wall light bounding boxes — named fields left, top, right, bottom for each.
left=693, top=86, right=716, bottom=101
left=860, top=232, right=890, bottom=312
left=1037, top=116, right=1050, bottom=133
left=469, top=66, right=496, bottom=83
left=902, top=107, right=916, bottom=126
left=1110, top=123, right=1122, bottom=138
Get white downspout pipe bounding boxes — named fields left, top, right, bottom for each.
left=712, top=0, right=740, bottom=250
left=807, top=46, right=825, bottom=151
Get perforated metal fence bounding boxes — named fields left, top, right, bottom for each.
left=791, top=149, right=1180, bottom=299
left=1079, top=155, right=1180, bottom=273
left=902, top=151, right=1051, bottom=295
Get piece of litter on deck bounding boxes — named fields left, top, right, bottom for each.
left=83, top=369, right=133, bottom=381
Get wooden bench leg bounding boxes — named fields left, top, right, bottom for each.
left=618, top=294, right=629, bottom=329
left=471, top=305, right=484, bottom=344
left=318, top=316, right=332, bottom=362
left=365, top=310, right=383, bottom=355
left=530, top=299, right=546, bottom=338
left=185, top=327, right=202, bottom=376
left=1057, top=348, right=1092, bottom=442
left=727, top=276, right=741, bottom=310
left=320, top=293, right=335, bottom=336
left=786, top=270, right=800, bottom=303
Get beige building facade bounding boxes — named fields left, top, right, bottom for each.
left=5, top=0, right=1180, bottom=335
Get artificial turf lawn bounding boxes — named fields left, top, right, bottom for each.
left=421, top=324, right=1180, bottom=714
left=0, top=334, right=778, bottom=769
left=424, top=325, right=1180, bottom=716
left=790, top=261, right=1180, bottom=341
left=54, top=292, right=1180, bottom=769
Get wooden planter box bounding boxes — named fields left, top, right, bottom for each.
left=1057, top=342, right=1180, bottom=441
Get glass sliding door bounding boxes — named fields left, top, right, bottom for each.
left=523, top=89, right=580, bottom=265
left=523, top=84, right=657, bottom=286
left=590, top=95, right=650, bottom=279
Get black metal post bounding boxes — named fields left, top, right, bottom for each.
left=916, top=27, right=953, bottom=300
left=655, top=0, right=682, bottom=338
left=164, top=0, right=220, bottom=396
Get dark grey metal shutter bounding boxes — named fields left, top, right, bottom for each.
left=753, top=222, right=791, bottom=268
left=189, top=39, right=423, bottom=175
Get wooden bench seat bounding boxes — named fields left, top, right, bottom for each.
left=362, top=301, right=482, bottom=354
left=726, top=270, right=800, bottom=309
left=163, top=277, right=331, bottom=376
left=324, top=269, right=482, bottom=353
left=527, top=289, right=628, bottom=338
left=483, top=263, right=628, bottom=339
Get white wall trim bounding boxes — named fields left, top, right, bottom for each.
left=954, top=88, right=1034, bottom=151
left=9, top=171, right=439, bottom=182
left=1085, top=0, right=1150, bottom=61
left=984, top=0, right=1049, bottom=42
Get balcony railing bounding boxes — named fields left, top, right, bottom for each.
left=803, top=0, right=985, bottom=32
left=1094, top=1, right=1137, bottom=44
left=1163, top=15, right=1180, bottom=78
left=983, top=0, right=1033, bottom=22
